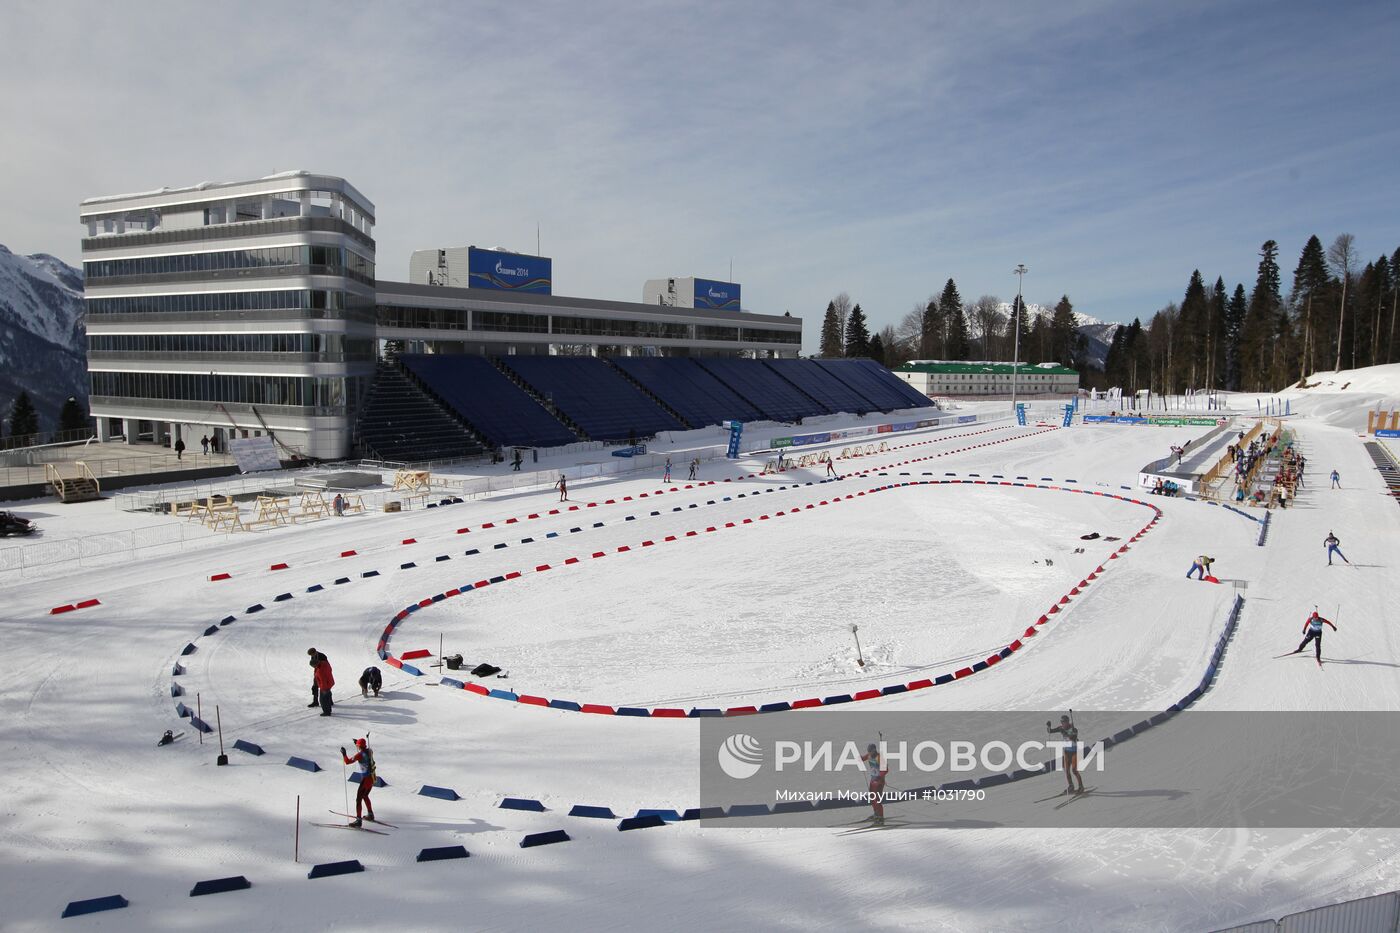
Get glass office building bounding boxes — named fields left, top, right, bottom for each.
left=81, top=172, right=803, bottom=460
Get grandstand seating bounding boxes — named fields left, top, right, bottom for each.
left=815, top=359, right=935, bottom=410
left=762, top=359, right=877, bottom=414
left=499, top=356, right=685, bottom=441
left=399, top=355, right=577, bottom=449
left=355, top=361, right=484, bottom=462
left=610, top=357, right=765, bottom=427
left=693, top=357, right=828, bottom=422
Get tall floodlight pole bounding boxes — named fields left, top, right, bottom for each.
left=1012, top=264, right=1028, bottom=412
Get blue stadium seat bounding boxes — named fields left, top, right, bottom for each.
left=694, top=358, right=828, bottom=422
left=500, top=357, right=685, bottom=441
left=815, top=359, right=934, bottom=410
left=763, top=359, right=877, bottom=414
left=610, top=357, right=764, bottom=427
left=399, top=355, right=576, bottom=449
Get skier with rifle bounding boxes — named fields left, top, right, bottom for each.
left=340, top=737, right=377, bottom=826
left=859, top=740, right=888, bottom=825
left=1047, top=714, right=1086, bottom=795
left=1323, top=532, right=1350, bottom=566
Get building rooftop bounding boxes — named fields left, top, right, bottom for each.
left=896, top=361, right=1079, bottom=376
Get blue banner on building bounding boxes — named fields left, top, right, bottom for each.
left=693, top=278, right=740, bottom=311
left=468, top=247, right=552, bottom=294
left=726, top=421, right=744, bottom=459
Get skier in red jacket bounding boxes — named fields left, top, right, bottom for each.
left=313, top=653, right=335, bottom=716
left=340, top=737, right=377, bottom=825
left=859, top=742, right=889, bottom=825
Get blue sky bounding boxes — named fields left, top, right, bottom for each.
left=2, top=0, right=1396, bottom=352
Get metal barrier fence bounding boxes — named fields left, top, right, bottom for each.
left=1211, top=889, right=1400, bottom=933
left=0, top=520, right=222, bottom=579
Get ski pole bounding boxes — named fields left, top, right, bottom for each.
left=197, top=693, right=203, bottom=745
left=295, top=795, right=300, bottom=863
left=342, top=749, right=351, bottom=818
left=215, top=705, right=228, bottom=766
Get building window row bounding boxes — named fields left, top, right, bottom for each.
left=551, top=315, right=692, bottom=340
left=694, top=325, right=740, bottom=342
left=86, top=289, right=358, bottom=317
left=375, top=306, right=768, bottom=343
left=738, top=327, right=801, bottom=345
left=83, top=245, right=375, bottom=281
left=91, top=371, right=352, bottom=411
left=87, top=332, right=375, bottom=359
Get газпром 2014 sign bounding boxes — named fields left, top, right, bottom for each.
left=467, top=247, right=552, bottom=294
left=693, top=278, right=740, bottom=311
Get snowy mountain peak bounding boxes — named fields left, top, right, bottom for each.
left=0, top=245, right=84, bottom=347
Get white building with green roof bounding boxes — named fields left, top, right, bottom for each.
left=894, top=361, right=1079, bottom=397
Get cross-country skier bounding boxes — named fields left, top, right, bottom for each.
left=826, top=458, right=838, bottom=478
left=1047, top=715, right=1086, bottom=794
left=860, top=742, right=888, bottom=824
left=358, top=665, right=382, bottom=698
left=663, top=457, right=672, bottom=482
left=555, top=474, right=568, bottom=502
left=1331, top=469, right=1341, bottom=488
left=1324, top=532, right=1349, bottom=566
left=1292, top=611, right=1337, bottom=665
left=688, top=458, right=698, bottom=480
left=1187, top=555, right=1215, bottom=580
left=340, top=738, right=377, bottom=826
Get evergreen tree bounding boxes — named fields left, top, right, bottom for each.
left=844, top=303, right=871, bottom=358
left=1178, top=270, right=1209, bottom=389
left=58, top=397, right=89, bottom=435
left=946, top=301, right=971, bottom=360
left=919, top=297, right=942, bottom=359
left=1207, top=277, right=1227, bottom=389
left=1389, top=247, right=1400, bottom=365
left=867, top=332, right=886, bottom=366
left=819, top=301, right=843, bottom=357
left=1290, top=235, right=1331, bottom=378
left=1049, top=295, right=1078, bottom=368
left=1242, top=240, right=1282, bottom=390
left=1224, top=284, right=1247, bottom=390
left=8, top=390, right=39, bottom=441
left=937, top=279, right=963, bottom=355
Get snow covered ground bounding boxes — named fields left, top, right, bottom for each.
left=2, top=370, right=1399, bottom=932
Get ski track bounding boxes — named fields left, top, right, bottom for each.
left=2, top=391, right=1399, bottom=932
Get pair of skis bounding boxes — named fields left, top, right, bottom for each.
left=312, top=811, right=397, bottom=835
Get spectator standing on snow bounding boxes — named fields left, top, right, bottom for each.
left=1330, top=469, right=1341, bottom=488
left=311, top=650, right=335, bottom=716
left=333, top=493, right=345, bottom=517
left=1187, top=555, right=1215, bottom=580
left=1278, top=485, right=1289, bottom=509
left=1291, top=611, right=1337, bottom=666
left=512, top=449, right=523, bottom=472
left=1324, top=532, right=1349, bottom=566
left=663, top=457, right=672, bottom=482
left=307, top=648, right=327, bottom=708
